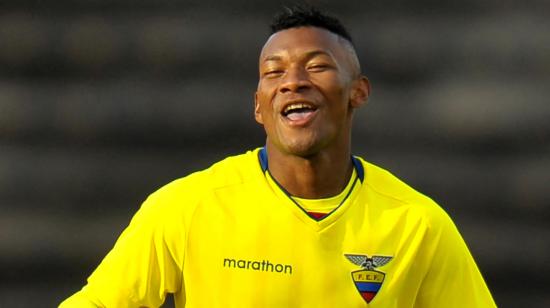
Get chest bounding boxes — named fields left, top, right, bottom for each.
left=181, top=190, right=431, bottom=307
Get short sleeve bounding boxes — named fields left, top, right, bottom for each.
left=415, top=210, right=496, bottom=308
left=59, top=190, right=186, bottom=308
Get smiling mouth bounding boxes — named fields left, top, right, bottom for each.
left=281, top=103, right=318, bottom=121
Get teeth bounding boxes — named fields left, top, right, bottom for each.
left=283, top=103, right=314, bottom=114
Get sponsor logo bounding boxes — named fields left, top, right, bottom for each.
left=345, top=254, right=392, bottom=303
left=223, top=258, right=293, bottom=275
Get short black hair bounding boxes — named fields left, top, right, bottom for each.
left=270, top=5, right=354, bottom=44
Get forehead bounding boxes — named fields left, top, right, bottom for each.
left=260, top=27, right=348, bottom=61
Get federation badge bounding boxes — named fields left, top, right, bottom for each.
left=345, top=254, right=392, bottom=304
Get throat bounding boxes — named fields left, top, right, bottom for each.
left=259, top=146, right=355, bottom=199
left=266, top=167, right=360, bottom=221
left=271, top=161, right=353, bottom=199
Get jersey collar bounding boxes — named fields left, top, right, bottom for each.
left=258, top=147, right=364, bottom=182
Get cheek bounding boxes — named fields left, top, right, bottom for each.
left=257, top=96, right=273, bottom=115
left=320, top=81, right=353, bottom=121
left=255, top=96, right=277, bottom=128
left=256, top=83, right=277, bottom=108
left=315, top=74, right=349, bottom=96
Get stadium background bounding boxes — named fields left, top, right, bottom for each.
left=1, top=0, right=549, bottom=307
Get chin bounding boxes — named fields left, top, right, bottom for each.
left=282, top=138, right=324, bottom=158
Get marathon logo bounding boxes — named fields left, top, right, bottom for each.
left=223, top=258, right=293, bottom=275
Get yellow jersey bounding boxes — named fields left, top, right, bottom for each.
left=60, top=148, right=496, bottom=307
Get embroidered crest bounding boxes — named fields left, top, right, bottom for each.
left=345, top=254, right=392, bottom=303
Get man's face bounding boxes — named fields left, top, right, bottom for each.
left=255, top=26, right=368, bottom=157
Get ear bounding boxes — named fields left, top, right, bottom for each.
left=349, top=76, right=370, bottom=108
left=254, top=92, right=264, bottom=124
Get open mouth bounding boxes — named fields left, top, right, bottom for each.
left=281, top=103, right=318, bottom=121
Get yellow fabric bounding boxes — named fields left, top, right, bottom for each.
left=60, top=148, right=496, bottom=308
left=265, top=168, right=358, bottom=215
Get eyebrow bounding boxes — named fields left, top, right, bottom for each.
left=262, top=50, right=333, bottom=63
left=263, top=55, right=283, bottom=62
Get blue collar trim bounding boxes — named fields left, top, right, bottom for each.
left=258, top=147, right=364, bottom=182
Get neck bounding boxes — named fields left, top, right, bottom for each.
left=264, top=143, right=353, bottom=199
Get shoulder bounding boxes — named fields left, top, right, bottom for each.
left=140, top=149, right=261, bottom=215
left=157, top=148, right=260, bottom=193
left=358, top=157, right=454, bottom=230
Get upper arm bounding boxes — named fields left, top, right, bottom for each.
left=414, top=211, right=496, bottom=307
left=60, top=188, right=187, bottom=308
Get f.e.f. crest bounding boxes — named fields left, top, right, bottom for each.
left=345, top=254, right=393, bottom=304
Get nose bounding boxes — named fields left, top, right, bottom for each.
left=279, top=66, right=311, bottom=93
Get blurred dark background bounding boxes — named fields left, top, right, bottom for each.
left=1, top=0, right=549, bottom=307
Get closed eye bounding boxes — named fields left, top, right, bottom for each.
left=263, top=70, right=284, bottom=78
left=307, top=64, right=332, bottom=72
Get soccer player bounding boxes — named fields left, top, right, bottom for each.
left=60, top=6, right=496, bottom=307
